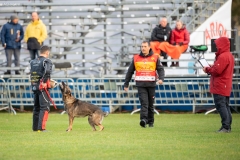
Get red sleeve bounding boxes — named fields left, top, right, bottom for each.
left=183, top=29, right=190, bottom=45
left=170, top=30, right=175, bottom=44
left=205, top=54, right=229, bottom=76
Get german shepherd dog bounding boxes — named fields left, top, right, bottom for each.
left=59, top=82, right=108, bottom=131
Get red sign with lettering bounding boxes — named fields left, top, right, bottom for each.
left=204, top=21, right=229, bottom=45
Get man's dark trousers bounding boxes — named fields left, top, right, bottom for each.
left=5, top=49, right=20, bottom=72
left=213, top=94, right=232, bottom=130
left=32, top=90, right=50, bottom=131
left=29, top=49, right=39, bottom=60
left=138, top=87, right=155, bottom=124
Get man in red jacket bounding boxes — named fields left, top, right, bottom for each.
left=203, top=37, right=234, bottom=133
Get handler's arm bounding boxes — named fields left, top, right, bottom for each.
left=124, top=59, right=135, bottom=88
left=42, top=59, right=53, bottom=83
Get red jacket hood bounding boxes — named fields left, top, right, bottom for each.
left=215, top=37, right=230, bottom=56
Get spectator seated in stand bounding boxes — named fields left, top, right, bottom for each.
left=159, top=20, right=190, bottom=67
left=150, top=17, right=172, bottom=67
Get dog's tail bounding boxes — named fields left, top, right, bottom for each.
left=103, top=111, right=109, bottom=117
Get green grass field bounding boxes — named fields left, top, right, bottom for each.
left=0, top=113, right=239, bottom=160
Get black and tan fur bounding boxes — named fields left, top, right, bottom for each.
left=59, top=82, right=108, bottom=131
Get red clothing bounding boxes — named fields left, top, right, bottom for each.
left=170, top=27, right=190, bottom=45
left=206, top=37, right=234, bottom=96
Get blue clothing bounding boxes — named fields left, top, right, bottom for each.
left=1, top=22, right=24, bottom=49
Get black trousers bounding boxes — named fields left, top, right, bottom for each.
left=160, top=51, right=168, bottom=67
left=32, top=90, right=50, bottom=131
left=213, top=94, right=232, bottom=130
left=29, top=49, right=39, bottom=60
left=138, top=87, right=155, bottom=124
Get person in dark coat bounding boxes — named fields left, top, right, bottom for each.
left=150, top=17, right=172, bottom=67
left=124, top=41, right=165, bottom=128
left=30, top=45, right=53, bottom=132
left=203, top=37, right=235, bottom=133
left=1, top=15, right=24, bottom=75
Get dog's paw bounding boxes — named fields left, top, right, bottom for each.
left=66, top=129, right=71, bottom=132
left=99, top=127, right=104, bottom=131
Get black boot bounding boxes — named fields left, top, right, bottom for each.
left=175, top=61, right=179, bottom=67
left=15, top=71, right=21, bottom=75
left=170, top=62, right=175, bottom=67
left=4, top=70, right=11, bottom=75
left=162, top=62, right=168, bottom=67
left=160, top=51, right=168, bottom=67
left=170, top=58, right=176, bottom=67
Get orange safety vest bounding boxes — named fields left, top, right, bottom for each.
left=134, top=54, right=158, bottom=81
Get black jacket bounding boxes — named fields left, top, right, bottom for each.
left=151, top=24, right=172, bottom=42
left=124, top=49, right=165, bottom=88
left=30, top=56, right=53, bottom=91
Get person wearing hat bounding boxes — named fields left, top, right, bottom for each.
left=1, top=15, right=24, bottom=75
left=24, top=12, right=47, bottom=60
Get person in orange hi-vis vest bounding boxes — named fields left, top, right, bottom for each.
left=159, top=20, right=190, bottom=67
left=124, top=41, right=165, bottom=128
left=150, top=17, right=172, bottom=67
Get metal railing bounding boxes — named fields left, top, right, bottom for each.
left=2, top=77, right=239, bottom=114
left=0, top=78, right=16, bottom=114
